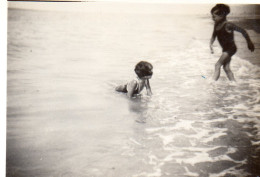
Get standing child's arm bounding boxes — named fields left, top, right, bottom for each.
left=126, top=80, right=138, bottom=98
left=227, top=23, right=255, bottom=52
left=210, top=28, right=217, bottom=54
left=145, top=79, right=152, bottom=96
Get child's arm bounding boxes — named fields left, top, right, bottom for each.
left=227, top=23, right=255, bottom=52
left=126, top=80, right=138, bottom=98
left=210, top=28, right=217, bottom=54
left=145, top=79, right=152, bottom=96
left=115, top=84, right=125, bottom=92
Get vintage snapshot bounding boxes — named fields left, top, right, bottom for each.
left=6, top=1, right=260, bottom=176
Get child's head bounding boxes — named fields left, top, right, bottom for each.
left=134, top=61, right=153, bottom=79
left=211, top=4, right=230, bottom=22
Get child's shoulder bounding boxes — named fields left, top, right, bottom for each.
left=222, top=21, right=236, bottom=32
left=225, top=21, right=234, bottom=26
left=127, top=78, right=138, bottom=86
left=225, top=21, right=237, bottom=29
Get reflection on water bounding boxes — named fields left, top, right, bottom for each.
left=7, top=3, right=260, bottom=177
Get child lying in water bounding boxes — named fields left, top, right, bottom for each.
left=115, top=61, right=153, bottom=98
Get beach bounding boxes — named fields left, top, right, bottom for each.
left=7, top=2, right=260, bottom=177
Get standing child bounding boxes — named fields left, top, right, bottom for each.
left=210, top=4, right=255, bottom=81
left=115, top=61, right=153, bottom=98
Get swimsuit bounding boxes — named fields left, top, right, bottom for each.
left=216, top=22, right=237, bottom=56
left=121, top=78, right=141, bottom=94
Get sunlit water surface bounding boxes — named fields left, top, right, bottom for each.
left=7, top=3, right=260, bottom=177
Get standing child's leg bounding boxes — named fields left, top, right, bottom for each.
left=213, top=52, right=229, bottom=81
left=223, top=60, right=235, bottom=81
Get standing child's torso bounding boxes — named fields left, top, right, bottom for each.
left=215, top=21, right=236, bottom=50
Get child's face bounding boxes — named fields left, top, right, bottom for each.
left=212, top=10, right=225, bottom=22
left=140, top=71, right=153, bottom=80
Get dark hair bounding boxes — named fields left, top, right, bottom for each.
left=211, top=4, right=230, bottom=16
left=134, top=61, right=153, bottom=78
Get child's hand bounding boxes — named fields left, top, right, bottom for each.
left=147, top=89, right=152, bottom=96
left=210, top=45, right=214, bottom=54
left=145, top=79, right=152, bottom=96
left=248, top=41, right=255, bottom=52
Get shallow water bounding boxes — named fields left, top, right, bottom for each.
left=7, top=3, right=260, bottom=177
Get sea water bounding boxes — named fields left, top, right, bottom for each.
left=7, top=2, right=260, bottom=177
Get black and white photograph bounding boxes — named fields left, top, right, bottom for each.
left=5, top=0, right=260, bottom=176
